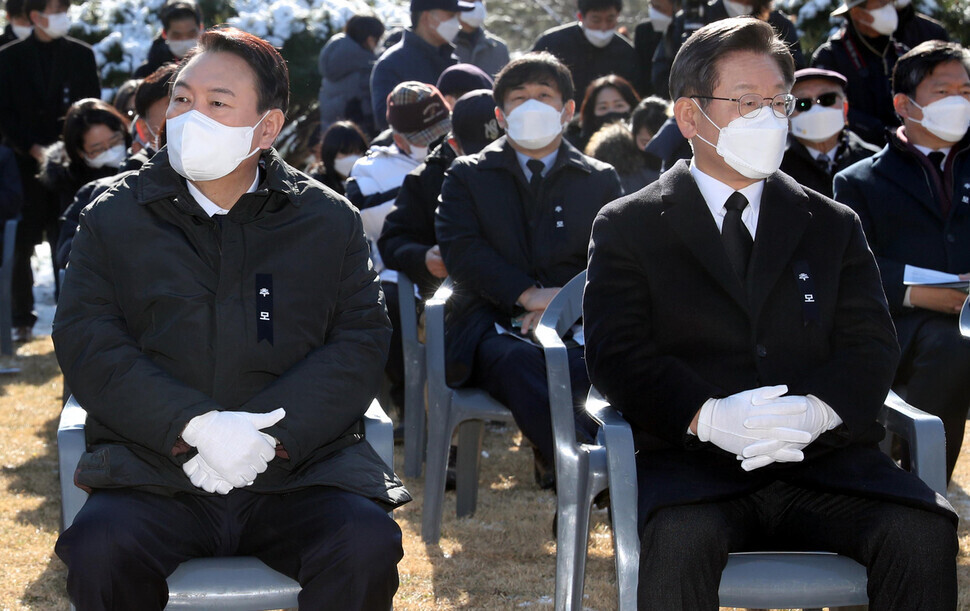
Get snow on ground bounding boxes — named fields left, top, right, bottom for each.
left=31, top=244, right=56, bottom=337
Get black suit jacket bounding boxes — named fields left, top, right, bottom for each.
left=780, top=129, right=880, bottom=198
left=584, top=160, right=953, bottom=523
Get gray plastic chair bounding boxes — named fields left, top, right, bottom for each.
left=397, top=273, right=426, bottom=479
left=535, top=270, right=639, bottom=611
left=582, top=388, right=946, bottom=610
left=58, top=395, right=395, bottom=610
left=0, top=218, right=19, bottom=355
left=421, top=278, right=516, bottom=544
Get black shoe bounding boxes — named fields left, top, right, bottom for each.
left=532, top=447, right=556, bottom=490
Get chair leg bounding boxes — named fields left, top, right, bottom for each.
left=403, top=360, right=426, bottom=479
left=555, top=459, right=591, bottom=611
left=421, top=404, right=454, bottom=544
left=0, top=265, right=12, bottom=357
left=455, top=419, right=485, bottom=518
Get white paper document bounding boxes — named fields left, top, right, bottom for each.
left=903, top=265, right=969, bottom=289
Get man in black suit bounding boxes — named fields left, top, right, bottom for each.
left=584, top=18, right=956, bottom=609
left=834, top=40, right=970, bottom=481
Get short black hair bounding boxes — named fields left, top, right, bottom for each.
left=62, top=98, right=131, bottom=170
left=346, top=14, right=385, bottom=47
left=579, top=74, right=640, bottom=130
left=160, top=0, right=203, bottom=31
left=669, top=17, right=794, bottom=105
left=135, top=62, right=178, bottom=118
left=176, top=27, right=290, bottom=115
left=24, top=0, right=68, bottom=16
left=578, top=0, right=622, bottom=14
left=893, top=40, right=970, bottom=98
left=112, top=79, right=142, bottom=118
left=493, top=52, right=575, bottom=111
left=631, top=95, right=670, bottom=137
left=320, top=120, right=368, bottom=188
left=5, top=0, right=26, bottom=18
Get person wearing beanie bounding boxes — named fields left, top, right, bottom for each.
left=454, top=0, right=510, bottom=77
left=347, top=80, right=452, bottom=415
left=435, top=63, right=493, bottom=107
left=370, top=0, right=474, bottom=130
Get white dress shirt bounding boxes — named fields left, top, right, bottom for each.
left=689, top=160, right=764, bottom=238
left=186, top=170, right=260, bottom=217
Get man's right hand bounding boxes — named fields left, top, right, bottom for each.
left=183, top=454, right=234, bottom=495
left=424, top=245, right=448, bottom=278
left=180, top=408, right=286, bottom=487
left=909, top=286, right=967, bottom=314
left=517, top=286, right=560, bottom=312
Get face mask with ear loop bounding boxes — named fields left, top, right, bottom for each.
left=907, top=95, right=970, bottom=143
left=166, top=110, right=271, bottom=181
left=692, top=99, right=789, bottom=180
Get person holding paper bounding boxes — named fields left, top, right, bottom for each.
left=834, top=40, right=970, bottom=480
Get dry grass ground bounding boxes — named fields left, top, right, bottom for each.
left=2, top=335, right=970, bottom=609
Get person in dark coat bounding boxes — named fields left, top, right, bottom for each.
left=894, top=0, right=948, bottom=49
left=1, top=0, right=31, bottom=46
left=780, top=67, right=879, bottom=197
left=370, top=0, right=475, bottom=130
left=436, top=53, right=622, bottom=486
left=532, top=0, right=639, bottom=103
left=52, top=28, right=409, bottom=610
left=583, top=19, right=957, bottom=609
left=133, top=0, right=202, bottom=78
left=454, top=0, right=509, bottom=77
left=632, top=0, right=675, bottom=97
left=834, top=41, right=970, bottom=481
left=317, top=14, right=384, bottom=135
left=0, top=0, right=101, bottom=342
left=812, top=0, right=908, bottom=146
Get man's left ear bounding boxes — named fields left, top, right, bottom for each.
left=562, top=99, right=576, bottom=123
left=892, top=93, right=914, bottom=122
left=256, top=109, right=286, bottom=149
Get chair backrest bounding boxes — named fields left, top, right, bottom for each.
left=535, top=271, right=587, bottom=459
left=397, top=273, right=421, bottom=357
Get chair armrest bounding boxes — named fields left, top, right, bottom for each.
left=58, top=396, right=89, bottom=531
left=880, top=390, right=947, bottom=497
left=424, top=279, right=454, bottom=394
left=363, top=399, right=394, bottom=469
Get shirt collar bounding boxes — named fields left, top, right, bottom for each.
left=515, top=148, right=559, bottom=180
left=912, top=143, right=951, bottom=159
left=186, top=170, right=260, bottom=217
left=689, top=160, right=764, bottom=219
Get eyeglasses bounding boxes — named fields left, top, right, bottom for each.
left=794, top=92, right=843, bottom=113
left=692, top=93, right=797, bottom=118
left=84, top=132, right=125, bottom=158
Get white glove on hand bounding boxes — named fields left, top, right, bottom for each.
left=738, top=394, right=842, bottom=471
left=183, top=454, right=234, bottom=495
left=181, top=408, right=286, bottom=488
left=697, top=385, right=813, bottom=466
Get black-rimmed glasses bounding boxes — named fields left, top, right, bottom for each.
left=692, top=93, right=797, bottom=118
left=794, top=92, right=844, bottom=113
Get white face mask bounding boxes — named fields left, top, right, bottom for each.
left=909, top=96, right=970, bottom=143
left=582, top=24, right=616, bottom=48
left=85, top=144, right=127, bottom=169
left=167, top=109, right=270, bottom=182
left=408, top=144, right=429, bottom=162
left=693, top=101, right=789, bottom=180
left=166, top=37, right=198, bottom=58
left=460, top=3, right=487, bottom=29
left=790, top=106, right=845, bottom=142
left=504, top=99, right=565, bottom=150
left=333, top=154, right=360, bottom=178
left=649, top=6, right=672, bottom=32
left=39, top=12, right=71, bottom=39
left=12, top=24, right=33, bottom=40
left=436, top=16, right=462, bottom=43
left=723, top=0, right=753, bottom=17
left=865, top=4, right=898, bottom=35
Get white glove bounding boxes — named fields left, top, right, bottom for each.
left=738, top=394, right=842, bottom=471
left=181, top=408, right=286, bottom=488
left=697, top=385, right=813, bottom=461
left=183, top=454, right=234, bottom=495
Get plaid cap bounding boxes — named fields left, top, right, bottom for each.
left=451, top=89, right=503, bottom=155
left=386, top=81, right=452, bottom=147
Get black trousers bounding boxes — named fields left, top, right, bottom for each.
left=11, top=152, right=58, bottom=327
left=895, top=315, right=970, bottom=480
left=56, top=486, right=403, bottom=611
left=638, top=480, right=957, bottom=610
left=471, top=330, right=594, bottom=465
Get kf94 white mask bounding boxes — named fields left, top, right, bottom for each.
left=333, top=154, right=361, bottom=178
left=166, top=37, right=198, bottom=58
left=865, top=3, right=898, bottom=35
left=693, top=101, right=789, bottom=180
left=436, top=16, right=462, bottom=43
left=908, top=96, right=970, bottom=143
left=503, top=99, right=565, bottom=150
left=40, top=12, right=71, bottom=39
left=790, top=106, right=845, bottom=142
left=166, top=110, right=270, bottom=182
left=582, top=25, right=616, bottom=48
left=649, top=6, right=672, bottom=32
left=85, top=144, right=127, bottom=169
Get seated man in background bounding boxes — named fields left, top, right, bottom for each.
left=436, top=52, right=621, bottom=487
left=584, top=18, right=956, bottom=609
left=835, top=40, right=970, bottom=482
left=780, top=67, right=879, bottom=198
left=134, top=0, right=202, bottom=78
left=453, top=0, right=509, bottom=77
left=53, top=27, right=409, bottom=610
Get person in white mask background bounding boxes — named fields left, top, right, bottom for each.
left=0, top=0, right=32, bottom=46
left=370, top=0, right=475, bottom=131
left=134, top=0, right=203, bottom=78
left=436, top=52, right=621, bottom=490
left=893, top=0, right=949, bottom=50
left=780, top=68, right=879, bottom=197
left=585, top=19, right=958, bottom=610
left=812, top=0, right=907, bottom=146
left=632, top=0, right=676, bottom=97
left=453, top=0, right=510, bottom=77
left=532, top=0, right=639, bottom=105
left=0, top=0, right=100, bottom=343
left=834, top=40, right=970, bottom=482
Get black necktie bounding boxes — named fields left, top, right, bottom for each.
left=527, top=159, right=545, bottom=195
left=928, top=151, right=945, bottom=177
left=723, top=192, right=753, bottom=280
left=815, top=153, right=831, bottom=173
